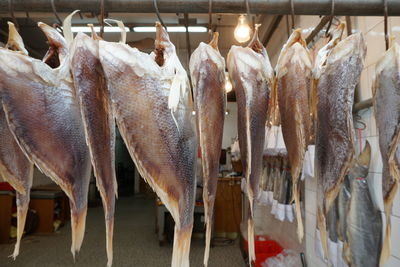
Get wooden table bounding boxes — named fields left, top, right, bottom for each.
left=0, top=191, right=13, bottom=243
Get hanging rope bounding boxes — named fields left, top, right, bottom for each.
left=154, top=0, right=167, bottom=30
left=384, top=0, right=389, bottom=50
left=325, top=0, right=335, bottom=36
left=289, top=0, right=295, bottom=30
left=100, top=0, right=105, bottom=37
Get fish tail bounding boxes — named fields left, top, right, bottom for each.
left=317, top=208, right=329, bottom=260
left=11, top=191, right=30, bottom=259
left=171, top=225, right=192, bottom=267
left=203, top=216, right=212, bottom=267
left=293, top=182, right=304, bottom=242
left=247, top=218, right=256, bottom=265
left=70, top=203, right=88, bottom=260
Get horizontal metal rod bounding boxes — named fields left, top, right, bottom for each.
left=353, top=98, right=373, bottom=113
left=0, top=0, right=400, bottom=16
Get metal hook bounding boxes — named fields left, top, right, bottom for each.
left=8, top=0, right=19, bottom=29
left=384, top=0, right=389, bottom=50
left=154, top=0, right=167, bottom=30
left=100, top=0, right=105, bottom=37
left=289, top=0, right=295, bottom=30
left=354, top=113, right=367, bottom=131
left=325, top=0, right=335, bottom=37
left=50, top=0, right=63, bottom=26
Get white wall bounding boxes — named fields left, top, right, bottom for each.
left=222, top=102, right=238, bottom=149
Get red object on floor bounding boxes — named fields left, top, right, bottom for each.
left=243, top=235, right=283, bottom=267
left=0, top=182, right=14, bottom=191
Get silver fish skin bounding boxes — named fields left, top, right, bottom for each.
left=315, top=32, right=366, bottom=258
left=227, top=26, right=274, bottom=264
left=189, top=32, right=225, bottom=266
left=373, top=42, right=400, bottom=264
left=0, top=23, right=91, bottom=258
left=0, top=22, right=33, bottom=259
left=99, top=22, right=197, bottom=267
left=70, top=32, right=117, bottom=267
left=346, top=142, right=382, bottom=267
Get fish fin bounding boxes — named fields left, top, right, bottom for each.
left=171, top=225, right=192, bottom=267
left=105, top=216, right=114, bottom=267
left=63, top=10, right=80, bottom=48
left=5, top=22, right=28, bottom=55
left=317, top=208, right=329, bottom=260
left=87, top=24, right=101, bottom=41
left=11, top=190, right=31, bottom=259
left=104, top=19, right=127, bottom=44
left=70, top=203, right=88, bottom=259
left=247, top=218, right=256, bottom=265
left=204, top=217, right=212, bottom=267
left=343, top=240, right=351, bottom=265
left=294, top=182, right=304, bottom=242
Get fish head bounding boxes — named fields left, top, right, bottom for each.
left=154, top=22, right=176, bottom=67
left=38, top=22, right=68, bottom=66
left=5, top=22, right=28, bottom=55
left=209, top=32, right=219, bottom=50
left=247, top=24, right=264, bottom=54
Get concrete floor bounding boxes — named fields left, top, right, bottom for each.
left=0, top=196, right=244, bottom=267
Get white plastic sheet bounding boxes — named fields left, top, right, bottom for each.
left=301, top=144, right=315, bottom=180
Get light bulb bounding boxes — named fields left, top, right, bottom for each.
left=225, top=74, right=233, bottom=93
left=234, top=15, right=251, bottom=43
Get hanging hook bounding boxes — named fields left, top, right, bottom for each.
left=50, top=0, right=63, bottom=26
left=100, top=0, right=105, bottom=37
left=289, top=0, right=295, bottom=30
left=208, top=0, right=213, bottom=34
left=325, top=0, right=335, bottom=37
left=384, top=0, right=389, bottom=50
left=8, top=0, right=19, bottom=30
left=154, top=0, right=167, bottom=30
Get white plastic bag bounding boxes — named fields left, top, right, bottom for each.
left=275, top=203, right=286, bottom=221
left=301, top=145, right=315, bottom=180
left=285, top=204, right=294, bottom=222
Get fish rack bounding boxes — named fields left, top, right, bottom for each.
left=0, top=0, right=400, bottom=16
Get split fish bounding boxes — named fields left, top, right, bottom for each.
left=0, top=22, right=33, bottom=259
left=99, top=23, right=197, bottom=267
left=275, top=28, right=312, bottom=241
left=373, top=42, right=400, bottom=265
left=278, top=159, right=289, bottom=204
left=337, top=175, right=351, bottom=243
left=346, top=141, right=382, bottom=267
left=227, top=25, right=274, bottom=263
left=314, top=32, right=366, bottom=258
left=0, top=22, right=92, bottom=258
left=70, top=32, right=117, bottom=267
left=189, top=32, right=225, bottom=266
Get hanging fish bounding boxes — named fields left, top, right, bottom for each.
left=346, top=142, right=382, bottom=267
left=0, top=21, right=92, bottom=259
left=373, top=42, right=400, bottom=265
left=0, top=22, right=33, bottom=259
left=275, top=28, right=312, bottom=241
left=189, top=32, right=225, bottom=266
left=70, top=31, right=117, bottom=267
left=314, top=32, right=366, bottom=259
left=227, top=25, right=274, bottom=263
left=99, top=23, right=197, bottom=267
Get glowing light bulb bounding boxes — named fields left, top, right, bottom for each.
left=234, top=15, right=251, bottom=43
left=225, top=74, right=233, bottom=93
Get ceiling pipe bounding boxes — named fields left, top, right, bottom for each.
left=0, top=0, right=400, bottom=15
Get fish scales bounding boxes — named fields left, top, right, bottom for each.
left=189, top=32, right=225, bottom=266
left=315, top=32, right=366, bottom=258
left=70, top=32, right=117, bottom=267
left=99, top=23, right=196, bottom=267
left=0, top=22, right=34, bottom=259
left=0, top=22, right=91, bottom=258
left=276, top=29, right=312, bottom=241
left=227, top=26, right=273, bottom=264
left=373, top=42, right=400, bottom=264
